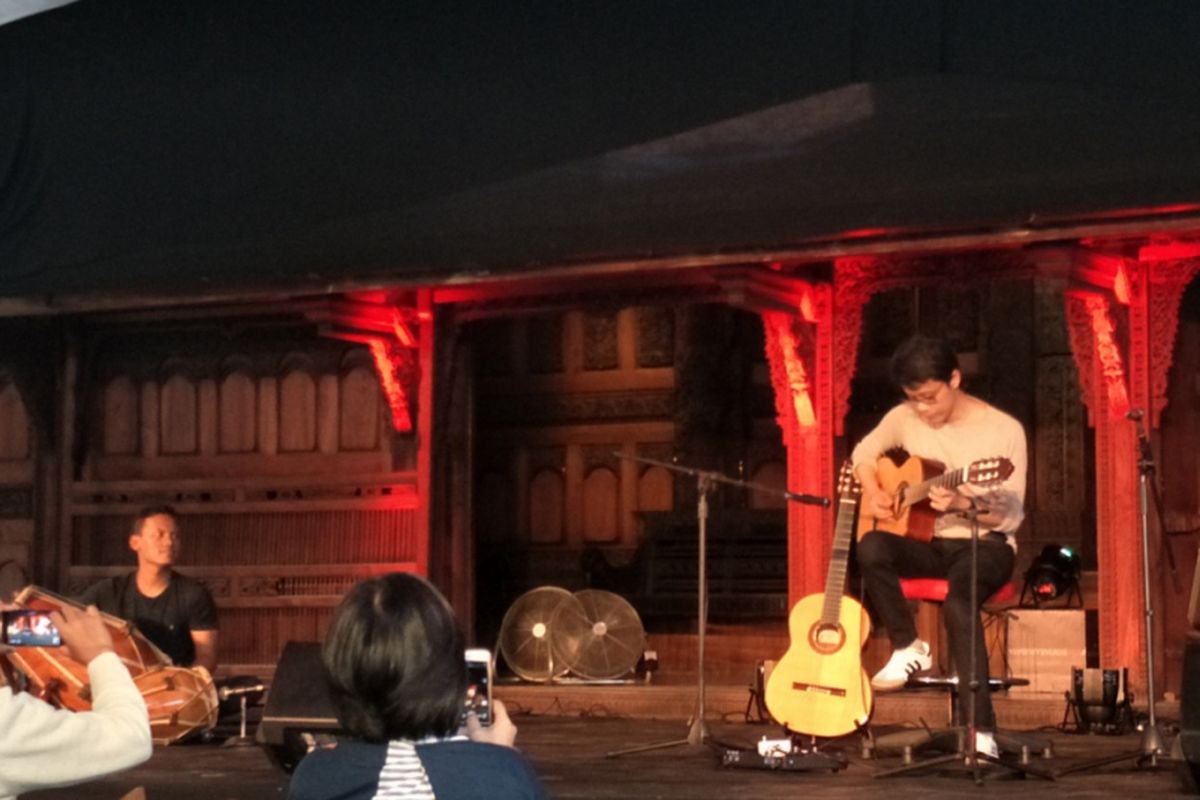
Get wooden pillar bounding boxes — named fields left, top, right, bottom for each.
left=1128, top=255, right=1200, bottom=696
left=1066, top=253, right=1200, bottom=701
left=55, top=329, right=79, bottom=590
left=760, top=281, right=836, bottom=606
left=416, top=288, right=435, bottom=578
left=1064, top=289, right=1142, bottom=691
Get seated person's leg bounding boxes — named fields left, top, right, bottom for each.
left=941, top=540, right=1015, bottom=731
left=858, top=531, right=942, bottom=690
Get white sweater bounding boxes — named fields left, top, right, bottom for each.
left=0, top=651, right=153, bottom=800
left=850, top=400, right=1027, bottom=546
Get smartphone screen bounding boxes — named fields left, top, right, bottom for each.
left=463, top=648, right=492, bottom=727
left=2, top=609, right=62, bottom=647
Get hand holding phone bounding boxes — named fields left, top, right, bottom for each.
left=2, top=609, right=62, bottom=647
left=53, top=605, right=116, bottom=665
left=463, top=647, right=493, bottom=727
left=466, top=698, right=517, bottom=748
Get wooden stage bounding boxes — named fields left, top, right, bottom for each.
left=25, top=681, right=1196, bottom=800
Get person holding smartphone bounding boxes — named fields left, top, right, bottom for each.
left=288, top=573, right=545, bottom=800
left=0, top=604, right=153, bottom=800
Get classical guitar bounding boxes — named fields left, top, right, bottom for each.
left=764, top=462, right=872, bottom=738
left=855, top=450, right=1015, bottom=543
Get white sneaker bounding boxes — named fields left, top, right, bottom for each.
left=870, top=639, right=932, bottom=690
left=975, top=731, right=999, bottom=759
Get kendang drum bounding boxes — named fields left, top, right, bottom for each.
left=135, top=664, right=220, bottom=744
left=2, top=585, right=218, bottom=744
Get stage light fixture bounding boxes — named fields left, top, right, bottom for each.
left=1022, top=544, right=1082, bottom=606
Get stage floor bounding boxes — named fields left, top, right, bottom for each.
left=23, top=703, right=1197, bottom=799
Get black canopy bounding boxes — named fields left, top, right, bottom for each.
left=3, top=1, right=1200, bottom=310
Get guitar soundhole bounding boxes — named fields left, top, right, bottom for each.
left=808, top=622, right=845, bottom=654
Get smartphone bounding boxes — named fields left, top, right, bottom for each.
left=463, top=647, right=493, bottom=727
left=2, top=609, right=62, bottom=647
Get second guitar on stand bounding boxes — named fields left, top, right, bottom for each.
left=764, top=462, right=872, bottom=738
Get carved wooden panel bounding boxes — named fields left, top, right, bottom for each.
left=583, top=310, right=619, bottom=371
left=581, top=467, right=619, bottom=543
left=218, top=372, right=257, bottom=453
left=103, top=376, right=139, bottom=456
left=159, top=374, right=197, bottom=455
left=635, top=307, right=674, bottom=368
left=0, top=382, right=30, bottom=461
left=278, top=368, right=317, bottom=453
left=316, top=374, right=338, bottom=455
left=529, top=469, right=565, bottom=544
left=636, top=466, right=673, bottom=513
left=338, top=365, right=380, bottom=451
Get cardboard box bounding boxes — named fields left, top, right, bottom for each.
left=1006, top=609, right=1086, bottom=694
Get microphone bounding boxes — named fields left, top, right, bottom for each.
left=219, top=682, right=265, bottom=700
left=1126, top=408, right=1143, bottom=421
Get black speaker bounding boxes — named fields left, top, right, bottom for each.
left=1180, top=633, right=1200, bottom=793
left=259, top=641, right=342, bottom=773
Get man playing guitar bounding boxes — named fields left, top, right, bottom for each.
left=852, top=335, right=1027, bottom=758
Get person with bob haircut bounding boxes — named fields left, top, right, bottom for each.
left=287, top=572, right=545, bottom=800
left=852, top=334, right=1027, bottom=759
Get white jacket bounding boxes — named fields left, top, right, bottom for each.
left=0, top=651, right=152, bottom=799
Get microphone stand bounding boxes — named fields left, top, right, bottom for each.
left=1056, top=408, right=1169, bottom=776
left=876, top=507, right=1052, bottom=783
left=605, top=453, right=828, bottom=758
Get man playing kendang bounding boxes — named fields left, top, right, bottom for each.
left=852, top=335, right=1026, bottom=759
left=81, top=505, right=219, bottom=673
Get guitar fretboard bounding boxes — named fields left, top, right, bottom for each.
left=820, top=491, right=858, bottom=626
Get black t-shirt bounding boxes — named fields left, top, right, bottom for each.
left=80, top=571, right=218, bottom=666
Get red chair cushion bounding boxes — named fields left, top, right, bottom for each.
left=900, top=577, right=1017, bottom=606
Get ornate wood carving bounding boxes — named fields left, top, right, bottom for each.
left=635, top=307, right=675, bottom=368
left=583, top=310, right=619, bottom=371
left=1131, top=259, right=1200, bottom=427
left=833, top=252, right=1033, bottom=435
left=478, top=390, right=673, bottom=427
left=1064, top=288, right=1143, bottom=692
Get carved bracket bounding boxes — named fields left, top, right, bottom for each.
left=307, top=296, right=423, bottom=433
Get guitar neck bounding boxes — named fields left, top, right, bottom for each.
left=820, top=492, right=858, bottom=625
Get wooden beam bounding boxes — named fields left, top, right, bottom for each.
left=6, top=213, right=1200, bottom=318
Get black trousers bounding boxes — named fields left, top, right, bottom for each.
left=857, top=531, right=1015, bottom=730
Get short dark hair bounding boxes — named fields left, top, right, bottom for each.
left=889, top=335, right=959, bottom=389
left=131, top=505, right=178, bottom=537
left=322, top=573, right=467, bottom=743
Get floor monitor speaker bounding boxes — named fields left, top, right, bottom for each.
left=258, top=641, right=341, bottom=773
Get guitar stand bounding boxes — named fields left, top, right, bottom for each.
left=874, top=511, right=1054, bottom=785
